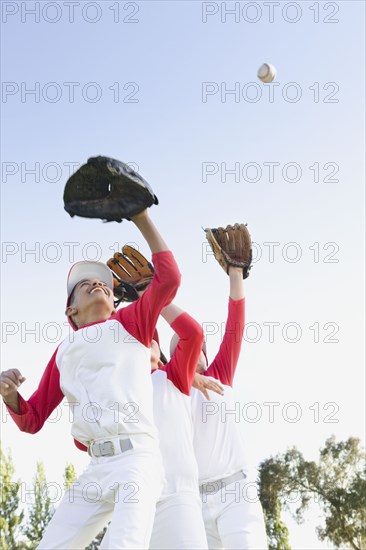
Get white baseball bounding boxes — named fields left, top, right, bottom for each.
left=257, top=63, right=277, bottom=83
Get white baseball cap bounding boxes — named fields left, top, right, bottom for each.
left=67, top=261, right=114, bottom=299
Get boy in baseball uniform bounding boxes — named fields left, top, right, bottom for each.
left=0, top=210, right=181, bottom=550
left=149, top=302, right=220, bottom=550
left=191, top=264, right=268, bottom=550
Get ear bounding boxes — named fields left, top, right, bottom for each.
left=65, top=306, right=78, bottom=317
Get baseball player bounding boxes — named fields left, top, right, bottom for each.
left=0, top=209, right=181, bottom=550
left=181, top=224, right=268, bottom=550
left=106, top=246, right=225, bottom=549
left=149, top=302, right=224, bottom=550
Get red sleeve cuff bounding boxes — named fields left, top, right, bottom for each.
left=171, top=312, right=202, bottom=338
left=229, top=297, right=245, bottom=305
left=151, top=250, right=174, bottom=262
left=5, top=393, right=28, bottom=418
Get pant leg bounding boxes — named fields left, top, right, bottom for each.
left=98, top=447, right=164, bottom=550
left=150, top=492, right=208, bottom=550
left=37, top=466, right=113, bottom=550
left=216, top=478, right=268, bottom=550
left=201, top=494, right=224, bottom=550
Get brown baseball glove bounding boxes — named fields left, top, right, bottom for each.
left=205, top=223, right=252, bottom=279
left=107, top=245, right=154, bottom=303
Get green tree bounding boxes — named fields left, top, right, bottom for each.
left=259, top=436, right=366, bottom=550
left=85, top=526, right=108, bottom=550
left=313, top=436, right=366, bottom=550
left=22, top=462, right=54, bottom=548
left=0, top=445, right=24, bottom=550
left=258, top=458, right=292, bottom=549
left=63, top=463, right=77, bottom=490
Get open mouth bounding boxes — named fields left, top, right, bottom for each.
left=90, top=287, right=108, bottom=296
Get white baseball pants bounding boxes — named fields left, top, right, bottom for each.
left=37, top=435, right=164, bottom=550
left=149, top=491, right=208, bottom=549
left=201, top=472, right=268, bottom=550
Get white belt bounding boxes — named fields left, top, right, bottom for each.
left=88, top=436, right=133, bottom=458
left=199, top=470, right=247, bottom=495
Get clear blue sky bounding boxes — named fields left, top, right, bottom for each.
left=1, top=1, right=365, bottom=548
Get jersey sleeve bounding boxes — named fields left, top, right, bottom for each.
left=5, top=348, right=64, bottom=433
left=165, top=313, right=203, bottom=396
left=204, top=298, right=245, bottom=386
left=113, top=250, right=181, bottom=347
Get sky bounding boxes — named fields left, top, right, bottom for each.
left=1, top=1, right=365, bottom=548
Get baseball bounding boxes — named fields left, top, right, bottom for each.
left=257, top=63, right=277, bottom=83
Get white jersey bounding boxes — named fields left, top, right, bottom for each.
left=57, top=319, right=155, bottom=447
left=191, top=379, right=250, bottom=483
left=152, top=369, right=199, bottom=496
left=190, top=297, right=248, bottom=484
left=151, top=311, right=204, bottom=497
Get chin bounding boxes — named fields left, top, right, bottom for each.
left=92, top=296, right=114, bottom=309
left=92, top=298, right=111, bottom=305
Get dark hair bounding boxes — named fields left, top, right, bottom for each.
left=66, top=286, right=79, bottom=329
left=67, top=285, right=77, bottom=307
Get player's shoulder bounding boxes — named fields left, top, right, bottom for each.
left=151, top=368, right=168, bottom=392
left=55, top=338, right=68, bottom=365
left=152, top=368, right=167, bottom=380
left=109, top=308, right=138, bottom=335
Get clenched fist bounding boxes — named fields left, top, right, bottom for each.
left=0, top=369, right=26, bottom=402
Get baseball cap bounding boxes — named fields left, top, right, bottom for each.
left=67, top=261, right=114, bottom=299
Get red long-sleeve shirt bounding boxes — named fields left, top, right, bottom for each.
left=204, top=297, right=245, bottom=386
left=192, top=297, right=248, bottom=483
left=160, top=313, right=203, bottom=395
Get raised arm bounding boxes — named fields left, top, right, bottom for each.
left=115, top=210, right=181, bottom=346
left=0, top=349, right=64, bottom=433
left=130, top=209, right=170, bottom=253
left=162, top=304, right=203, bottom=396
left=228, top=266, right=245, bottom=300
left=204, top=267, right=245, bottom=386
left=160, top=303, right=188, bottom=326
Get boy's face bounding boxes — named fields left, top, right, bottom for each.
left=66, top=278, right=115, bottom=327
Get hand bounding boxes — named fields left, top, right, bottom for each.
left=193, top=373, right=224, bottom=400
left=0, top=369, right=26, bottom=400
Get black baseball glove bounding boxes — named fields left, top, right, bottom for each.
left=64, top=156, right=158, bottom=223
